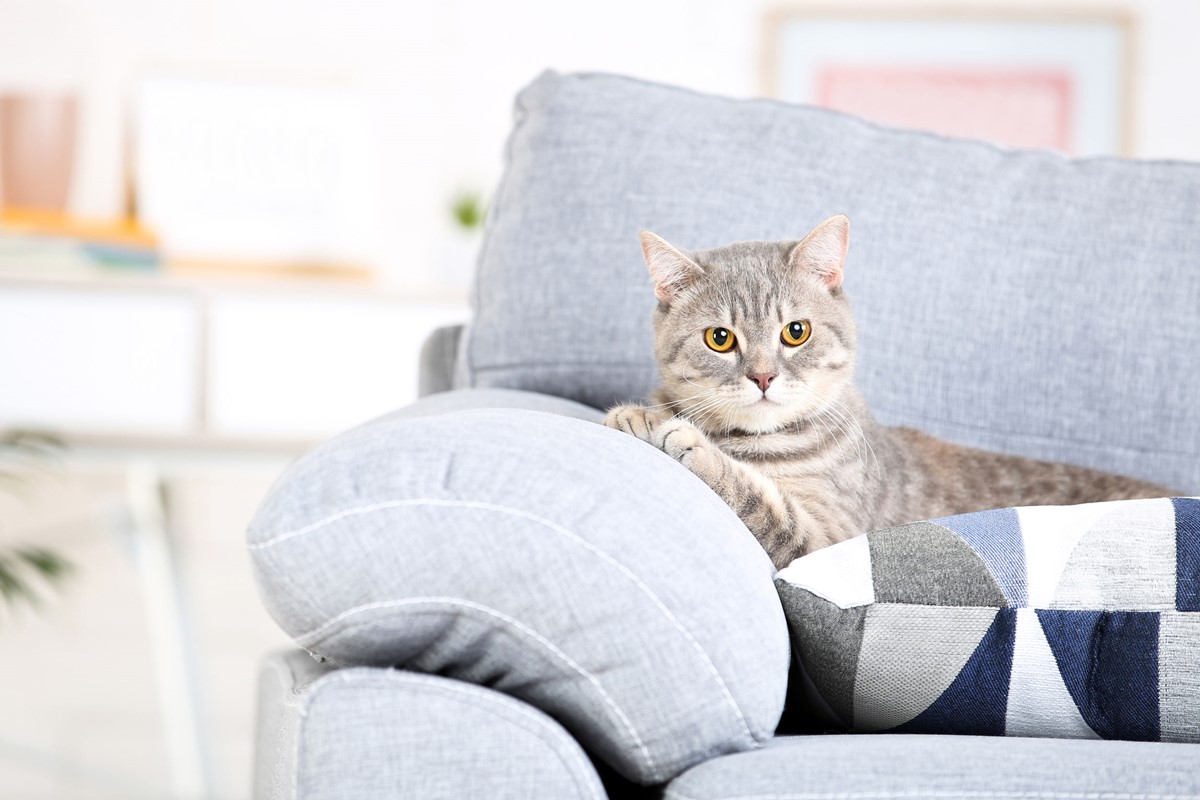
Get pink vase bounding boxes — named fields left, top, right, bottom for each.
left=0, top=94, right=78, bottom=213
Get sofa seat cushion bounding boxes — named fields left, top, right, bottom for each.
left=776, top=496, right=1200, bottom=742
left=248, top=389, right=789, bottom=785
left=663, top=733, right=1200, bottom=800
left=462, top=70, right=1200, bottom=492
left=254, top=649, right=607, bottom=800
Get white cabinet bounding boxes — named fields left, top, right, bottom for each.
left=0, top=275, right=468, bottom=445
left=0, top=286, right=200, bottom=435
left=207, top=295, right=465, bottom=438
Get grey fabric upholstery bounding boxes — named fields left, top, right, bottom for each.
left=254, top=649, right=607, bottom=800
left=393, top=384, right=601, bottom=422
left=460, top=70, right=1200, bottom=491
left=247, top=389, right=789, bottom=785
left=250, top=72, right=1200, bottom=798
left=417, top=324, right=463, bottom=397
left=663, top=733, right=1200, bottom=799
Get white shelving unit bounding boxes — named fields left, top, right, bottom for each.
left=0, top=269, right=468, bottom=798
left=0, top=271, right=469, bottom=448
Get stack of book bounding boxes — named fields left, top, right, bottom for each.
left=0, top=208, right=159, bottom=275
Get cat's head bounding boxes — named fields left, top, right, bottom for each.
left=642, top=215, right=856, bottom=435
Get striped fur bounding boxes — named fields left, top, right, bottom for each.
left=605, top=220, right=1170, bottom=569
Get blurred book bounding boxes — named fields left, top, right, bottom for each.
left=1, top=207, right=156, bottom=247
left=0, top=208, right=159, bottom=274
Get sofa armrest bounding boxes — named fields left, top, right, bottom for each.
left=254, top=649, right=607, bottom=800
left=247, top=398, right=789, bottom=785
left=417, top=324, right=463, bottom=397
left=391, top=386, right=603, bottom=423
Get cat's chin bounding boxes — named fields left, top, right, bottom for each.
left=722, top=402, right=795, bottom=435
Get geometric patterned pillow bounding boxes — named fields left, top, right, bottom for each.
left=775, top=497, right=1200, bottom=742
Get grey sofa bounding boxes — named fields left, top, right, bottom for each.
left=248, top=73, right=1200, bottom=798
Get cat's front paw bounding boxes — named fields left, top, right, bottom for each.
left=603, top=404, right=665, bottom=442
left=654, top=418, right=710, bottom=466
left=605, top=405, right=717, bottom=475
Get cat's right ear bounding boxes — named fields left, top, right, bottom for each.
left=790, top=214, right=850, bottom=292
left=640, top=231, right=703, bottom=305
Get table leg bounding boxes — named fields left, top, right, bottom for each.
left=125, top=461, right=210, bottom=799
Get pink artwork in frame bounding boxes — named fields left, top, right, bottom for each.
left=761, top=8, right=1134, bottom=156
left=816, top=66, right=1075, bottom=152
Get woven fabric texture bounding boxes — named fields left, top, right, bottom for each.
left=248, top=389, right=788, bottom=785
left=254, top=649, right=606, bottom=800
left=462, top=70, right=1200, bottom=491
left=664, top=733, right=1200, bottom=799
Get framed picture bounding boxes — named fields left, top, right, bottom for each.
left=135, top=75, right=378, bottom=275
left=761, top=7, right=1135, bottom=156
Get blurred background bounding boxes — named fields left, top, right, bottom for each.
left=2, top=1, right=1199, bottom=798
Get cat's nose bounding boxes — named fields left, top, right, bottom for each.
left=747, top=372, right=778, bottom=392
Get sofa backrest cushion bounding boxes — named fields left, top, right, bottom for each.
left=459, top=71, right=1200, bottom=492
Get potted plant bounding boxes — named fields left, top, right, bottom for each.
left=437, top=190, right=487, bottom=291
left=0, top=431, right=72, bottom=611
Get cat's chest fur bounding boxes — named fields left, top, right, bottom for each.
left=706, top=392, right=904, bottom=531
left=713, top=426, right=849, bottom=481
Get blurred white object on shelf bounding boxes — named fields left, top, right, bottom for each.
left=135, top=76, right=379, bottom=273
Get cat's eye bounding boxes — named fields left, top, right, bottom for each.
left=704, top=327, right=736, bottom=353
left=781, top=320, right=812, bottom=347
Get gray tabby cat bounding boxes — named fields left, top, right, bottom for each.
left=604, top=215, right=1170, bottom=569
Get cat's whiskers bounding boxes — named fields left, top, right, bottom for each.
left=703, top=390, right=736, bottom=436
left=721, top=396, right=746, bottom=436
left=675, top=377, right=738, bottom=431
left=680, top=375, right=711, bottom=390
left=646, top=379, right=730, bottom=422
left=679, top=400, right=722, bottom=425
left=642, top=388, right=710, bottom=411
left=812, top=403, right=864, bottom=467
left=678, top=376, right=712, bottom=397
left=806, top=407, right=842, bottom=455
left=674, top=391, right=726, bottom=424
left=816, top=400, right=869, bottom=469
left=689, top=397, right=734, bottom=433
left=681, top=390, right=738, bottom=434
left=793, top=380, right=877, bottom=476
left=820, top=407, right=872, bottom=471
left=820, top=395, right=881, bottom=476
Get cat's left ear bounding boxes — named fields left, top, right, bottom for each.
left=640, top=231, right=703, bottom=305
left=790, top=214, right=849, bottom=291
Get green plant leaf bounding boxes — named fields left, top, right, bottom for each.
left=0, top=431, right=75, bottom=614
left=0, top=429, right=64, bottom=460
left=0, top=547, right=74, bottom=611
left=16, top=547, right=73, bottom=581
left=450, top=192, right=486, bottom=230
left=0, top=556, right=38, bottom=607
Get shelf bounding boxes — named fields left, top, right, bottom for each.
left=0, top=266, right=471, bottom=306
left=0, top=274, right=470, bottom=448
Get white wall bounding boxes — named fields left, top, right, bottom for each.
left=1, top=0, right=1197, bottom=289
